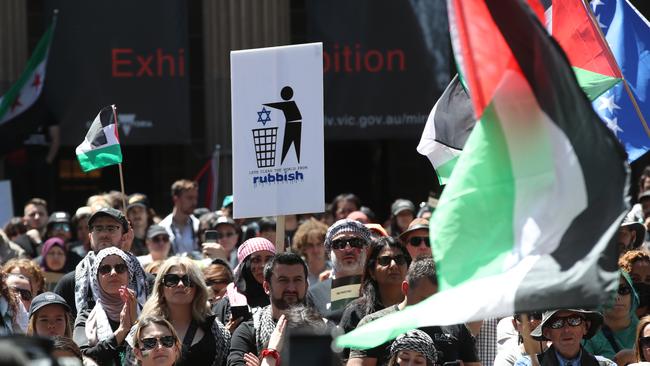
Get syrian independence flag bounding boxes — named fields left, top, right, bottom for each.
left=418, top=0, right=622, bottom=183
left=416, top=74, right=474, bottom=184
left=76, top=106, right=123, bottom=172
left=337, top=0, right=629, bottom=350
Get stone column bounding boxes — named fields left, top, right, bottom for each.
left=202, top=0, right=290, bottom=206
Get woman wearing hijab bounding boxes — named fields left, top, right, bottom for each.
left=388, top=329, right=438, bottom=366
left=39, top=237, right=75, bottom=274
left=139, top=256, right=230, bottom=366
left=73, top=247, right=140, bottom=366
left=211, top=237, right=276, bottom=331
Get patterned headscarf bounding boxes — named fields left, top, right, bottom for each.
left=324, top=219, right=371, bottom=252
left=90, top=247, right=135, bottom=321
left=390, top=329, right=437, bottom=365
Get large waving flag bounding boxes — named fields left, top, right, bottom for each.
left=337, top=0, right=629, bottom=350
left=592, top=0, right=650, bottom=161
left=76, top=106, right=123, bottom=172
left=418, top=0, right=623, bottom=183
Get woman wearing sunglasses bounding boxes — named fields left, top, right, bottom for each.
left=133, top=316, right=182, bottom=366
left=74, top=247, right=139, bottom=366
left=140, top=256, right=230, bottom=366
left=583, top=272, right=639, bottom=362
left=340, top=237, right=411, bottom=344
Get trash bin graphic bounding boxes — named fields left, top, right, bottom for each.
left=252, top=127, right=278, bottom=168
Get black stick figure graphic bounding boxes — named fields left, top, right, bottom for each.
left=264, top=86, right=302, bottom=164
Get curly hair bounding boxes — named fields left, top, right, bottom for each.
left=140, top=257, right=211, bottom=323
left=2, top=258, right=45, bottom=295
left=635, top=315, right=650, bottom=361
left=292, top=218, right=328, bottom=257
left=619, top=250, right=650, bottom=273
left=0, top=271, right=18, bottom=330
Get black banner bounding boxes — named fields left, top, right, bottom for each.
left=306, top=0, right=451, bottom=140
left=44, top=0, right=190, bottom=145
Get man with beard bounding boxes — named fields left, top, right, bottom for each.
left=309, top=219, right=371, bottom=323
left=159, top=179, right=200, bottom=256
left=227, top=252, right=310, bottom=366
left=53, top=207, right=149, bottom=316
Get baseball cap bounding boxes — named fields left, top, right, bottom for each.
left=29, top=292, right=70, bottom=318
left=222, top=195, right=234, bottom=208
left=214, top=215, right=237, bottom=229
left=391, top=199, right=415, bottom=216
left=48, top=212, right=71, bottom=225
left=146, top=225, right=169, bottom=240
left=88, top=207, right=129, bottom=232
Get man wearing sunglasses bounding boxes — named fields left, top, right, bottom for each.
left=398, top=218, right=432, bottom=260
left=54, top=207, right=150, bottom=317
left=517, top=309, right=604, bottom=366
left=309, top=219, right=372, bottom=323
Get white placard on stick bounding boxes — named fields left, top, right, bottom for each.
left=0, top=180, right=14, bottom=227
left=231, top=43, right=324, bottom=219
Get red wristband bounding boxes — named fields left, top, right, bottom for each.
left=260, top=348, right=281, bottom=366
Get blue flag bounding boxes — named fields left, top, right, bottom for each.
left=592, top=0, right=650, bottom=161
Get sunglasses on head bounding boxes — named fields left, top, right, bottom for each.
left=377, top=255, right=407, bottom=266
left=11, top=287, right=32, bottom=301
left=618, top=285, right=632, bottom=295
left=140, top=336, right=175, bottom=351
left=163, top=274, right=194, bottom=288
left=331, top=237, right=365, bottom=250
left=98, top=263, right=128, bottom=275
left=514, top=312, right=542, bottom=322
left=547, top=315, right=584, bottom=329
left=408, top=236, right=430, bottom=247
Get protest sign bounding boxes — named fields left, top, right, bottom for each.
left=231, top=43, right=324, bottom=219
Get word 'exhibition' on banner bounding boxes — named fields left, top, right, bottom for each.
left=231, top=43, right=325, bottom=219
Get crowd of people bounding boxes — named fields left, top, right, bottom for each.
left=0, top=170, right=650, bottom=366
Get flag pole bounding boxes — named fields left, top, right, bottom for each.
left=111, top=104, right=128, bottom=214
left=275, top=215, right=285, bottom=252
left=520, top=314, right=540, bottom=366
left=582, top=0, right=650, bottom=138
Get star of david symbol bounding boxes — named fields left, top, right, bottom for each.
left=257, top=107, right=271, bottom=126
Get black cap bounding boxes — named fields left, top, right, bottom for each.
left=88, top=207, right=129, bottom=232
left=47, top=212, right=71, bottom=225
left=146, top=225, right=169, bottom=240
left=29, top=292, right=70, bottom=318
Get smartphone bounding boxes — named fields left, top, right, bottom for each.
left=205, top=230, right=219, bottom=243
left=231, top=305, right=252, bottom=321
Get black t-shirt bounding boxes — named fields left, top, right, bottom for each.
left=227, top=320, right=257, bottom=366
left=178, top=316, right=219, bottom=366
left=349, top=305, right=479, bottom=365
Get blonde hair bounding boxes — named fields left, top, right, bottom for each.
left=26, top=304, right=72, bottom=338
left=133, top=316, right=181, bottom=365
left=140, top=257, right=211, bottom=322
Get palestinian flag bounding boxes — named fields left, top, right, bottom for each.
left=416, top=74, right=474, bottom=185
left=337, top=0, right=628, bottom=350
left=0, top=15, right=56, bottom=153
left=76, top=106, right=123, bottom=172
left=418, top=0, right=622, bottom=183
left=546, top=0, right=622, bottom=100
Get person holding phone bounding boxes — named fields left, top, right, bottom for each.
left=139, top=256, right=230, bottom=366
left=73, top=247, right=139, bottom=366
left=202, top=215, right=241, bottom=268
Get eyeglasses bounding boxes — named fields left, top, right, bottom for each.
left=151, top=235, right=170, bottom=243
left=11, top=287, right=32, bottom=301
left=639, top=336, right=650, bottom=349
left=331, top=237, right=365, bottom=250
left=98, top=263, right=128, bottom=275
left=618, top=286, right=632, bottom=295
left=408, top=236, right=430, bottom=248
left=514, top=312, right=543, bottom=322
left=92, top=225, right=121, bottom=234
left=547, top=315, right=585, bottom=329
left=377, top=255, right=407, bottom=266
left=163, top=274, right=193, bottom=288
left=139, top=336, right=176, bottom=351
